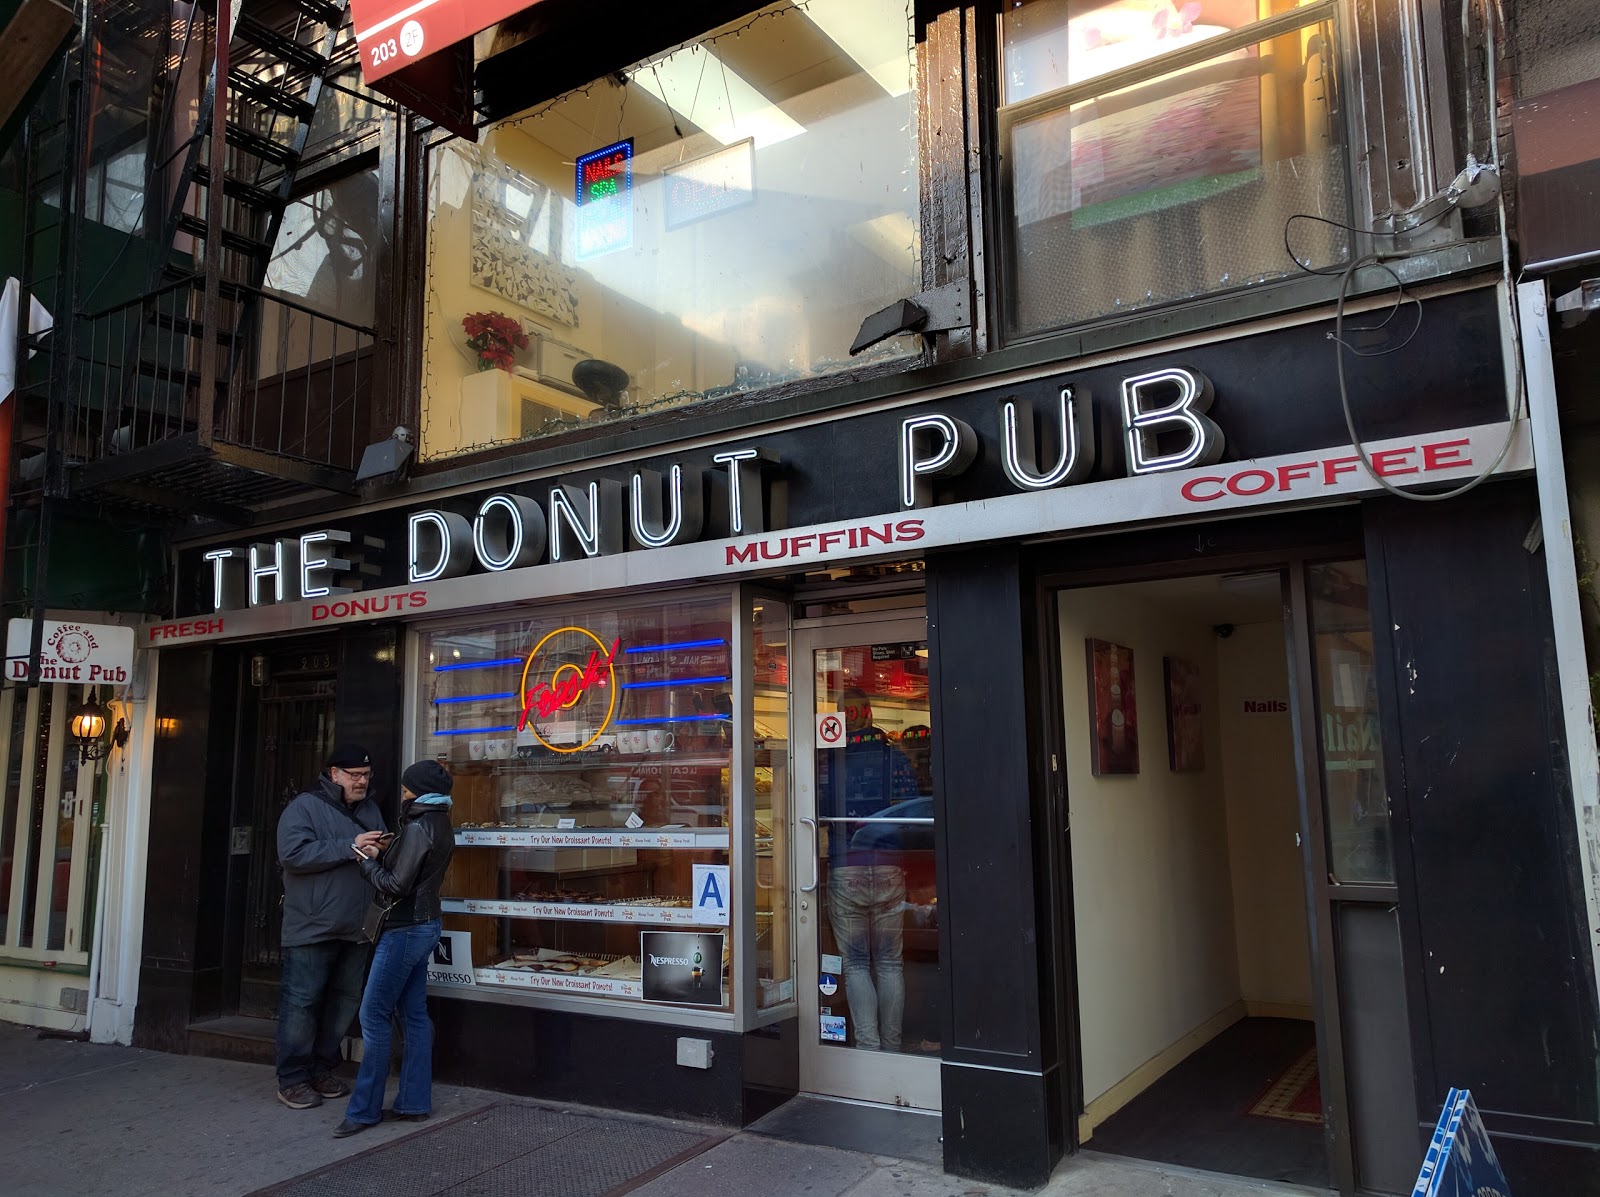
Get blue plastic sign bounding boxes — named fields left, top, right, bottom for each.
left=1412, top=1088, right=1511, bottom=1197
left=820, top=1014, right=847, bottom=1042
left=819, top=973, right=838, bottom=996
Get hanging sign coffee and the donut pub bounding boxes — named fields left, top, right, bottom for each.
left=145, top=290, right=1529, bottom=648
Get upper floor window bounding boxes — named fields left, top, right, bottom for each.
left=998, top=0, right=1347, bottom=337
left=418, top=0, right=921, bottom=462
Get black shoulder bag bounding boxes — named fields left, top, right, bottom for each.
left=359, top=830, right=401, bottom=943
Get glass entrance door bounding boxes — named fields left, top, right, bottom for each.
left=794, top=615, right=941, bottom=1109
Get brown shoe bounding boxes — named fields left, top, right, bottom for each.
left=278, top=1083, right=323, bottom=1110
left=311, top=1075, right=350, bottom=1099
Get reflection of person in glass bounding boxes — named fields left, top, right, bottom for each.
left=819, top=688, right=920, bottom=1052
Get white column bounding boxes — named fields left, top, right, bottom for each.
left=1519, top=277, right=1600, bottom=1008
left=88, top=650, right=158, bottom=1045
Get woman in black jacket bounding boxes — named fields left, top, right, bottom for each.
left=335, top=760, right=455, bottom=1137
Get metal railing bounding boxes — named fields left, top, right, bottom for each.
left=69, top=274, right=375, bottom=472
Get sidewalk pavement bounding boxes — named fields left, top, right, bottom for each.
left=0, top=1022, right=1327, bottom=1197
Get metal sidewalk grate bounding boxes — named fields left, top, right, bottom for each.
left=247, top=1101, right=722, bottom=1197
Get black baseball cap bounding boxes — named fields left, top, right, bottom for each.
left=326, top=743, right=372, bottom=770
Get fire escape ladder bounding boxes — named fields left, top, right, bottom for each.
left=70, top=0, right=358, bottom=515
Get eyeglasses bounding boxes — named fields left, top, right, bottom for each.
left=336, top=768, right=373, bottom=782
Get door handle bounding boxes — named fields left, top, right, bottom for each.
left=800, top=816, right=819, bottom=893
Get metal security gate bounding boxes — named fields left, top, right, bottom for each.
left=242, top=665, right=337, bottom=976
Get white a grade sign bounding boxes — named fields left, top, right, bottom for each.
left=5, top=619, right=135, bottom=684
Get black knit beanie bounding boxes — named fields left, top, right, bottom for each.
left=401, top=759, right=453, bottom=796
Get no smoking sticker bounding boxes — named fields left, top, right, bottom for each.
left=816, top=710, right=846, bottom=749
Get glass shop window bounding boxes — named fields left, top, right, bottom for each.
left=416, top=597, right=739, bottom=1005
left=1307, top=560, right=1394, bottom=886
left=246, top=169, right=380, bottom=468
left=998, top=0, right=1349, bottom=337
left=418, top=0, right=922, bottom=461
left=0, top=685, right=106, bottom=962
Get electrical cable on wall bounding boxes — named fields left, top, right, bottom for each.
left=1284, top=0, right=1522, bottom=504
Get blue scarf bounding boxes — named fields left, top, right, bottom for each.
left=410, top=793, right=453, bottom=808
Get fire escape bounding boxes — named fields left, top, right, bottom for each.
left=14, top=0, right=370, bottom=532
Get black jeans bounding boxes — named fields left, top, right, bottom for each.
left=275, top=939, right=370, bottom=1090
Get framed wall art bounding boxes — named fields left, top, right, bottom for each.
left=470, top=158, right=580, bottom=327
left=1164, top=655, right=1204, bottom=772
left=1086, top=638, right=1138, bottom=775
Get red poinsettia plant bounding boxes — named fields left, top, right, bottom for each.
left=461, top=310, right=529, bottom=372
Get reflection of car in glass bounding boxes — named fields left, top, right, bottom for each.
left=845, top=795, right=937, bottom=954
left=846, top=796, right=933, bottom=851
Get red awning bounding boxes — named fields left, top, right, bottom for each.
left=347, top=0, right=540, bottom=84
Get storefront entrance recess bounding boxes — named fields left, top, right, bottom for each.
left=793, top=614, right=940, bottom=1109
left=1057, top=563, right=1418, bottom=1195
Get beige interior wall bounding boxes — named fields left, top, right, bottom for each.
left=418, top=131, right=615, bottom=459
left=1060, top=587, right=1240, bottom=1106
left=1216, top=620, right=1313, bottom=1014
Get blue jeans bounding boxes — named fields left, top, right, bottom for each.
left=345, top=919, right=441, bottom=1124
left=276, top=939, right=370, bottom=1090
left=826, top=865, right=905, bottom=1051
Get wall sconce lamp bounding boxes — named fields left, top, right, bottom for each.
left=355, top=425, right=415, bottom=484
left=849, top=283, right=969, bottom=356
left=70, top=687, right=130, bottom=764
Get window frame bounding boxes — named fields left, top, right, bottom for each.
left=0, top=685, right=101, bottom=967
left=405, top=0, right=936, bottom=471
left=991, top=0, right=1347, bottom=344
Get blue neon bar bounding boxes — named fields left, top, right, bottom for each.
left=619, top=675, right=730, bottom=691
left=433, top=657, right=524, bottom=673
left=433, top=725, right=520, bottom=736
left=433, top=692, right=518, bottom=705
left=622, top=639, right=726, bottom=655
left=613, top=714, right=734, bottom=726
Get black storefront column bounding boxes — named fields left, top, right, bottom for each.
left=1365, top=482, right=1600, bottom=1190
left=334, top=624, right=405, bottom=818
left=926, top=545, right=1066, bottom=1187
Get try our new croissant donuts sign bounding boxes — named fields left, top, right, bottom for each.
left=347, top=0, right=542, bottom=83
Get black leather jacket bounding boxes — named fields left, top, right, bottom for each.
left=359, top=799, right=454, bottom=928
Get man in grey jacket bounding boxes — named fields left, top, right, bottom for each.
left=275, top=743, right=389, bottom=1109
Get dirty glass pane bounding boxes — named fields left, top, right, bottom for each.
left=1001, top=0, right=1348, bottom=335
left=1308, top=560, right=1394, bottom=886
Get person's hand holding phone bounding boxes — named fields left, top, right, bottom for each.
left=353, top=830, right=389, bottom=859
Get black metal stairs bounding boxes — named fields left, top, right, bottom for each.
left=70, top=0, right=358, bottom=517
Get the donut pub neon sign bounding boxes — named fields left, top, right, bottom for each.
left=516, top=626, right=621, bottom=753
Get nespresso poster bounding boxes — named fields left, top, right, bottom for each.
left=641, top=931, right=725, bottom=1007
